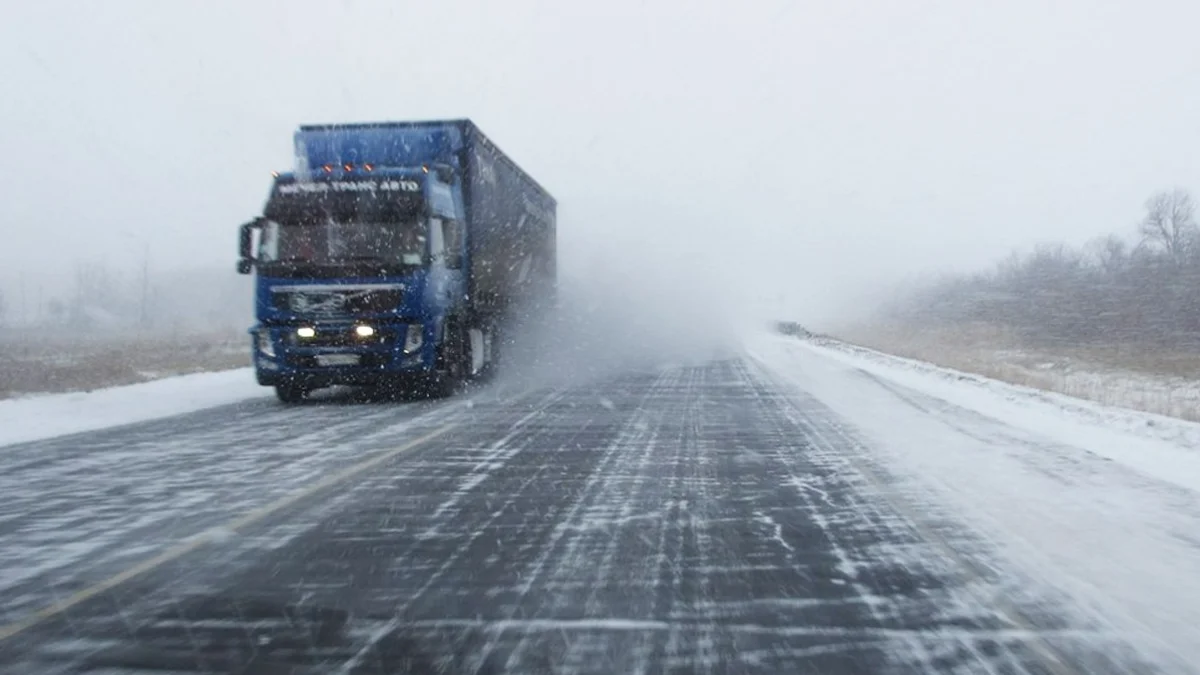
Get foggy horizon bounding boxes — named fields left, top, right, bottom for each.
left=3, top=0, right=1199, bottom=330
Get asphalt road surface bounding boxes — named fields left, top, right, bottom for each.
left=0, top=357, right=1155, bottom=674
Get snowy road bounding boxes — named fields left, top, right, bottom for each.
left=0, top=342, right=1193, bottom=673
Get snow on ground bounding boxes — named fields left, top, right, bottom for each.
left=748, top=333, right=1200, bottom=672
left=0, top=368, right=268, bottom=447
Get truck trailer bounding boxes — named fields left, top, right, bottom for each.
left=236, top=120, right=557, bottom=403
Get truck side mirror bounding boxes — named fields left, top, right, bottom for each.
left=237, top=218, right=263, bottom=275
left=433, top=164, right=456, bottom=184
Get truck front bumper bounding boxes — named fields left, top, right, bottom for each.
left=251, top=321, right=435, bottom=388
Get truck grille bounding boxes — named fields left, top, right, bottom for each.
left=270, top=287, right=403, bottom=316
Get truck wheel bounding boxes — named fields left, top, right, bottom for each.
left=479, top=327, right=500, bottom=382
left=275, top=384, right=309, bottom=404
left=432, top=322, right=467, bottom=398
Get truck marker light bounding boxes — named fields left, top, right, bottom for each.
left=422, top=165, right=429, bottom=173
left=271, top=171, right=280, bottom=178
left=296, top=326, right=316, bottom=338
left=322, top=164, right=334, bottom=173
left=354, top=325, right=375, bottom=337
left=343, top=163, right=353, bottom=172
left=363, top=163, right=374, bottom=172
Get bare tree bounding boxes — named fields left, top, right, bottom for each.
left=887, top=186, right=1200, bottom=348
left=47, top=298, right=66, bottom=321
left=1139, top=188, right=1198, bottom=264
left=70, top=260, right=127, bottom=328
left=1086, top=234, right=1129, bottom=275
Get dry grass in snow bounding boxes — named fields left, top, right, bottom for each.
left=838, top=322, right=1200, bottom=422
left=0, top=332, right=248, bottom=399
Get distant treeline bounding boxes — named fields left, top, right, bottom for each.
left=0, top=262, right=251, bottom=337
left=889, top=188, right=1200, bottom=348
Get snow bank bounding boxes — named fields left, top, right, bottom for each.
left=0, top=368, right=268, bottom=447
left=801, top=336, right=1200, bottom=493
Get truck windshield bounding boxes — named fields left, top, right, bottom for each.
left=259, top=217, right=428, bottom=266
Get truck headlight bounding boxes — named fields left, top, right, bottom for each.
left=296, top=326, right=316, bottom=339
left=355, top=324, right=375, bottom=338
left=404, top=324, right=424, bottom=353
left=257, top=330, right=276, bottom=358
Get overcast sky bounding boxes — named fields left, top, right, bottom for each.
left=2, top=0, right=1198, bottom=327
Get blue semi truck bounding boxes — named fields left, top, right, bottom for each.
left=236, top=120, right=556, bottom=403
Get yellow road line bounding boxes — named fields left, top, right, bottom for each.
left=0, top=423, right=457, bottom=643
